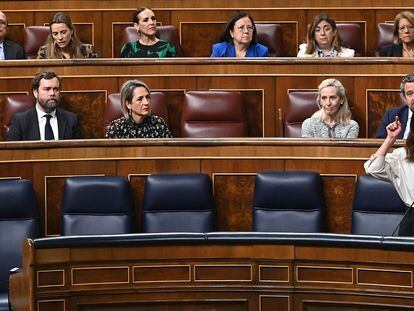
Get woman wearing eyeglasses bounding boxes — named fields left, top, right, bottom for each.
left=211, top=12, right=268, bottom=57
left=378, top=11, right=414, bottom=57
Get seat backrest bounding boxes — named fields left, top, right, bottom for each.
left=284, top=91, right=319, bottom=137
left=2, top=94, right=35, bottom=139
left=61, top=176, right=135, bottom=235
left=252, top=171, right=326, bottom=232
left=23, top=26, right=49, bottom=59
left=255, top=23, right=284, bottom=57
left=181, top=91, right=246, bottom=137
left=123, top=25, right=182, bottom=56
left=376, top=22, right=394, bottom=54
left=336, top=23, right=364, bottom=56
left=0, top=179, right=39, bottom=294
left=104, top=92, right=169, bottom=135
left=351, top=174, right=406, bottom=235
left=142, top=173, right=216, bottom=233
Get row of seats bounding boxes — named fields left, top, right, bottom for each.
left=22, top=22, right=394, bottom=58
left=4, top=91, right=247, bottom=138
left=0, top=172, right=407, bottom=309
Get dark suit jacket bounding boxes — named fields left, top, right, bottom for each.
left=374, top=105, right=409, bottom=138
left=3, top=39, right=26, bottom=60
left=378, top=44, right=403, bottom=57
left=6, top=107, right=83, bottom=141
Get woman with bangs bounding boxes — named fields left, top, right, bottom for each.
left=298, top=13, right=354, bottom=58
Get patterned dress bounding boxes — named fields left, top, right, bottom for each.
left=37, top=43, right=98, bottom=59
left=120, top=40, right=176, bottom=58
left=105, top=115, right=172, bottom=138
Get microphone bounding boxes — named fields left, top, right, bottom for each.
left=392, top=201, right=414, bottom=236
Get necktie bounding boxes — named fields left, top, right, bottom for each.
left=44, top=114, right=55, bottom=140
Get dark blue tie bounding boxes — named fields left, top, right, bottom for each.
left=44, top=114, right=55, bottom=140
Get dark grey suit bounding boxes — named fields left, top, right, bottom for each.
left=6, top=107, right=82, bottom=141
left=3, top=39, right=26, bottom=60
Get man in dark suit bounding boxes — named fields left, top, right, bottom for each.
left=375, top=73, right=414, bottom=139
left=0, top=11, right=26, bottom=60
left=6, top=71, right=82, bottom=141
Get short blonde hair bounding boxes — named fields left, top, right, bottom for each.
left=120, top=80, right=151, bottom=118
left=313, top=78, right=352, bottom=125
left=393, top=11, right=414, bottom=44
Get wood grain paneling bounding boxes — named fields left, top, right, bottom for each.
left=133, top=265, right=190, bottom=283
left=261, top=295, right=290, bottom=311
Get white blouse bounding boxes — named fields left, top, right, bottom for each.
left=364, top=147, right=414, bottom=206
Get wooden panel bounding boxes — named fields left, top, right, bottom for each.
left=357, top=268, right=412, bottom=287
left=72, top=266, right=129, bottom=285
left=261, top=295, right=290, bottom=311
left=80, top=300, right=247, bottom=311
left=38, top=300, right=65, bottom=311
left=37, top=270, right=64, bottom=288
left=194, top=265, right=252, bottom=281
left=133, top=265, right=190, bottom=283
left=213, top=174, right=255, bottom=232
left=62, top=91, right=106, bottom=139
left=296, top=266, right=353, bottom=284
left=181, top=22, right=223, bottom=57
left=367, top=90, right=404, bottom=138
left=322, top=175, right=356, bottom=234
left=259, top=266, right=290, bottom=282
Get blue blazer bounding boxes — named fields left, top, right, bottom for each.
left=375, top=105, right=409, bottom=138
left=211, top=41, right=268, bottom=57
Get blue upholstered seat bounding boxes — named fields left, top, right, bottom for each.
left=252, top=171, right=326, bottom=232
left=61, top=176, right=135, bottom=235
left=0, top=179, right=39, bottom=311
left=142, top=173, right=216, bottom=233
left=351, top=174, right=406, bottom=236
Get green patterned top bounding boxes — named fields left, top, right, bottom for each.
left=120, top=40, right=176, bottom=58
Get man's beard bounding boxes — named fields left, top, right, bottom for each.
left=38, top=98, right=59, bottom=113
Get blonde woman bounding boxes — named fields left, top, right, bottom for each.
left=378, top=11, right=414, bottom=57
left=37, top=12, right=98, bottom=59
left=301, top=79, right=359, bottom=138
left=105, top=80, right=172, bottom=138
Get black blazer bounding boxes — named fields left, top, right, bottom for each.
left=374, top=105, right=409, bottom=138
left=6, top=107, right=83, bottom=141
left=3, top=39, right=26, bottom=60
left=378, top=44, right=403, bottom=57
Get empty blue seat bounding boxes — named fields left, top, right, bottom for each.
left=142, top=173, right=216, bottom=233
left=252, top=171, right=326, bottom=232
left=0, top=179, right=39, bottom=311
left=351, top=174, right=406, bottom=236
left=61, top=176, right=135, bottom=235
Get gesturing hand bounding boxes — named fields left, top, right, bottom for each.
left=386, top=116, right=402, bottom=139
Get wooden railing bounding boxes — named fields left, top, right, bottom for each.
left=10, top=232, right=414, bottom=311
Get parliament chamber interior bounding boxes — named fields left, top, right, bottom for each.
left=1, top=0, right=414, bottom=310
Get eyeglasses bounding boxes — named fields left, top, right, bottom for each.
left=0, top=20, right=7, bottom=26
left=235, top=25, right=254, bottom=33
left=399, top=25, right=414, bottom=33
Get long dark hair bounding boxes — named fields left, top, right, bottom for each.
left=406, top=114, right=414, bottom=162
left=218, top=11, right=258, bottom=45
